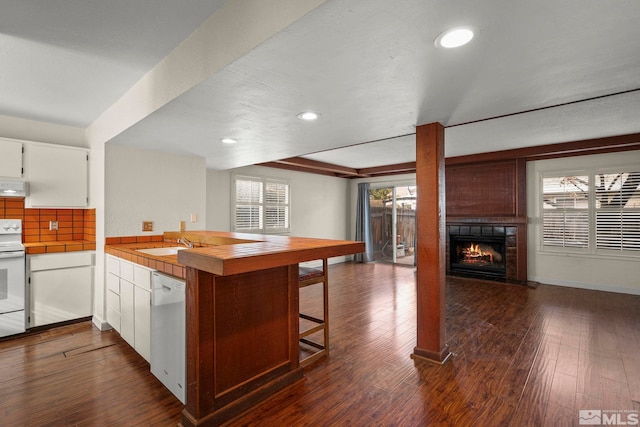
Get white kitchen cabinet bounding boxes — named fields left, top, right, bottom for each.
left=105, top=259, right=121, bottom=332
left=0, top=138, right=23, bottom=178
left=105, top=254, right=153, bottom=362
left=106, top=290, right=121, bottom=333
left=134, top=286, right=151, bottom=361
left=24, top=143, right=88, bottom=208
left=28, top=252, right=94, bottom=328
left=120, top=280, right=135, bottom=347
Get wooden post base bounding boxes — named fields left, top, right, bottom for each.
left=411, top=345, right=452, bottom=365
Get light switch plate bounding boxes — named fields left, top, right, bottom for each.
left=190, top=213, right=197, bottom=223
left=143, top=221, right=153, bottom=232
left=49, top=221, right=58, bottom=231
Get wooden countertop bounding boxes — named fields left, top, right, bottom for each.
left=105, top=231, right=365, bottom=278
left=172, top=231, right=365, bottom=276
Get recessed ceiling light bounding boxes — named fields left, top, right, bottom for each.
left=297, top=111, right=319, bottom=121
left=221, top=138, right=237, bottom=144
left=434, top=27, right=474, bottom=49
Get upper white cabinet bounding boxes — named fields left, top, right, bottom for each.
left=24, top=143, right=89, bottom=207
left=0, top=138, right=23, bottom=178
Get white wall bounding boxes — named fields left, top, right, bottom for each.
left=527, top=150, right=640, bottom=295
left=88, top=136, right=106, bottom=330
left=205, top=169, right=232, bottom=231
left=105, top=144, right=207, bottom=236
left=206, top=164, right=350, bottom=241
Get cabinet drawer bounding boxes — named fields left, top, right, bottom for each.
left=120, top=260, right=134, bottom=282
left=106, top=273, right=120, bottom=294
left=106, top=289, right=120, bottom=312
left=106, top=255, right=120, bottom=276
left=30, top=251, right=94, bottom=271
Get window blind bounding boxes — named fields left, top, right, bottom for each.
left=595, top=172, right=640, bottom=251
left=265, top=181, right=289, bottom=230
left=542, top=176, right=589, bottom=248
left=233, top=176, right=289, bottom=233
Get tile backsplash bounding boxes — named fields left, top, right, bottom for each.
left=0, top=197, right=24, bottom=219
left=0, top=197, right=95, bottom=243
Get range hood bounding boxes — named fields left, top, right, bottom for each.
left=0, top=180, right=27, bottom=197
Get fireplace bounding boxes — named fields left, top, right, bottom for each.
left=446, top=220, right=526, bottom=283
left=450, top=234, right=506, bottom=279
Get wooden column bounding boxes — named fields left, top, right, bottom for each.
left=412, top=122, right=451, bottom=364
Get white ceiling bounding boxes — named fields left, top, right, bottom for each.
left=2, top=0, right=640, bottom=171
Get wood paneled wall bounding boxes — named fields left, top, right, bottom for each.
left=445, top=159, right=526, bottom=218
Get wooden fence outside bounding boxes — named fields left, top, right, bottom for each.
left=370, top=205, right=416, bottom=257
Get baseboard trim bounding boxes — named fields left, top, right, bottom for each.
left=531, top=277, right=640, bottom=295
left=92, top=316, right=113, bottom=331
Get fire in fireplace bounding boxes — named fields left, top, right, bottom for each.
left=450, top=235, right=506, bottom=279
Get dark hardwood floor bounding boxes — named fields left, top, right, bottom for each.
left=1, top=262, right=639, bottom=426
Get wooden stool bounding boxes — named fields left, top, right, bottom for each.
left=298, top=259, right=329, bottom=367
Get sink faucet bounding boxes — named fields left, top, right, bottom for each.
left=177, top=237, right=194, bottom=249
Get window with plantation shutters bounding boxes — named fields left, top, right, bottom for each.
left=540, top=170, right=640, bottom=255
left=595, top=171, right=640, bottom=251
left=232, top=175, right=290, bottom=233
left=542, top=175, right=590, bottom=249
left=264, top=181, right=289, bottom=230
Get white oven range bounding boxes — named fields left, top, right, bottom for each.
left=0, top=219, right=26, bottom=338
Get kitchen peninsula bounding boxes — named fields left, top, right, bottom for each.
left=107, top=231, right=364, bottom=426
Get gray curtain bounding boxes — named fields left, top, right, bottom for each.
left=354, top=183, right=374, bottom=263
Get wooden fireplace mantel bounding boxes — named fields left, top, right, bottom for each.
left=447, top=216, right=527, bottom=225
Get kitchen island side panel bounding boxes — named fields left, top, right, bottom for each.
left=182, top=265, right=303, bottom=426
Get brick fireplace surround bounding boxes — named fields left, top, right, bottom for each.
left=446, top=217, right=527, bottom=283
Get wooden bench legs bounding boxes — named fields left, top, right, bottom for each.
left=298, top=259, right=329, bottom=367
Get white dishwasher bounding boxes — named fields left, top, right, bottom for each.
left=150, top=272, right=185, bottom=403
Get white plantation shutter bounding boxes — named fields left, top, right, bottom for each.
left=265, top=181, right=289, bottom=230
left=542, top=176, right=590, bottom=248
left=595, top=172, right=640, bottom=251
left=233, top=176, right=289, bottom=233
left=236, top=178, right=263, bottom=204
left=235, top=178, right=263, bottom=231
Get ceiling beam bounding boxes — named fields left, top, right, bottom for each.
left=258, top=161, right=339, bottom=177
left=261, top=157, right=360, bottom=176
left=357, top=162, right=416, bottom=177
left=259, top=132, right=640, bottom=179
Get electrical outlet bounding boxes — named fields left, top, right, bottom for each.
left=143, top=221, right=153, bottom=232
left=49, top=221, right=58, bottom=231
left=179, top=221, right=186, bottom=232
left=190, top=213, right=197, bottom=223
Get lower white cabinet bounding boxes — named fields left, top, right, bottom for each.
left=119, top=280, right=135, bottom=347
left=28, top=252, right=94, bottom=328
left=134, top=286, right=151, bottom=361
left=105, top=254, right=153, bottom=362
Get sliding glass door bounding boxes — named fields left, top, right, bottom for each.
left=369, top=185, right=416, bottom=265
